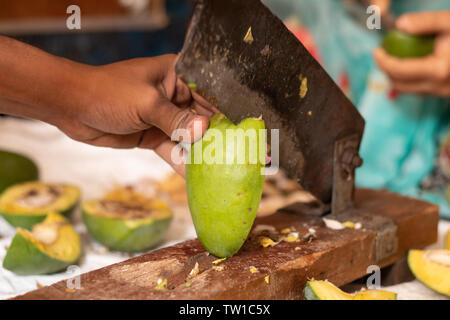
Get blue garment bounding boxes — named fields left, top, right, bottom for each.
left=264, top=0, right=450, bottom=218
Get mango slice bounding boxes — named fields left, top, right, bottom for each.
left=3, top=212, right=81, bottom=275
left=82, top=186, right=172, bottom=252
left=186, top=113, right=266, bottom=257
left=304, top=280, right=397, bottom=300
left=408, top=249, right=450, bottom=297
left=0, top=182, right=80, bottom=229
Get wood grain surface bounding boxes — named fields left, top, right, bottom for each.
left=15, top=188, right=438, bottom=300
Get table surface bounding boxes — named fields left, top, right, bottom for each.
left=0, top=118, right=448, bottom=300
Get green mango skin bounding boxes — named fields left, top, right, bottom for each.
left=82, top=211, right=172, bottom=252
left=383, top=30, right=435, bottom=58
left=0, top=150, right=38, bottom=195
left=1, top=205, right=77, bottom=230
left=303, top=283, right=320, bottom=300
left=3, top=233, right=76, bottom=275
left=186, top=114, right=265, bottom=258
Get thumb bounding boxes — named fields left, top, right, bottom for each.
left=146, top=98, right=209, bottom=143
left=396, top=11, right=450, bottom=35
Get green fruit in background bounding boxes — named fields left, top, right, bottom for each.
left=0, top=150, right=39, bottom=194
left=3, top=212, right=81, bottom=275
left=0, top=182, right=80, bottom=229
left=82, top=187, right=173, bottom=252
left=186, top=113, right=266, bottom=258
left=383, top=29, right=435, bottom=58
left=303, top=280, right=397, bottom=300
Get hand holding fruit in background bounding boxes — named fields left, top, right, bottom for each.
left=374, top=11, right=450, bottom=97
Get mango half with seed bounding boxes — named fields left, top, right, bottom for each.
left=186, top=113, right=266, bottom=258
left=0, top=182, right=80, bottom=229
left=3, top=212, right=81, bottom=275
left=408, top=249, right=450, bottom=297
left=304, top=280, right=397, bottom=300
left=82, top=186, right=173, bottom=252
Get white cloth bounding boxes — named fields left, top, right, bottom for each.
left=0, top=118, right=448, bottom=300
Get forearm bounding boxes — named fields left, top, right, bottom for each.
left=0, top=36, right=91, bottom=125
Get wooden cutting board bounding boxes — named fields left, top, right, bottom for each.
left=15, top=189, right=438, bottom=300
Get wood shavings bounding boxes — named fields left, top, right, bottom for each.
left=281, top=232, right=300, bottom=243
left=249, top=266, right=259, bottom=273
left=212, top=265, right=225, bottom=271
left=302, top=229, right=317, bottom=242
left=243, top=27, right=254, bottom=44
left=264, top=275, right=270, bottom=284
left=259, top=236, right=278, bottom=248
left=323, top=218, right=345, bottom=230
left=252, top=224, right=277, bottom=234
left=154, top=278, right=167, bottom=290
left=188, top=262, right=200, bottom=279
left=295, top=246, right=301, bottom=251
left=342, top=221, right=362, bottom=229
left=342, top=221, right=356, bottom=228
left=212, top=258, right=227, bottom=265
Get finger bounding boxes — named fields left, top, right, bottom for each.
left=192, top=91, right=220, bottom=113
left=397, top=11, right=450, bottom=35
left=191, top=100, right=215, bottom=118
left=154, top=139, right=186, bottom=178
left=370, top=0, right=391, bottom=16
left=391, top=80, right=431, bottom=94
left=84, top=132, right=142, bottom=149
left=145, top=98, right=209, bottom=143
left=137, top=127, right=169, bottom=150
left=172, top=78, right=193, bottom=107
left=373, top=48, right=441, bottom=80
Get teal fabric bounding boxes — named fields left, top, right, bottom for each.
left=264, top=0, right=450, bottom=218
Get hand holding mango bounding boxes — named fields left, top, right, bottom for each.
left=375, top=11, right=450, bottom=97
left=0, top=36, right=215, bottom=175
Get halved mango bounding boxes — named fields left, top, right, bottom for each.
left=408, top=249, right=450, bottom=297
left=304, top=280, right=397, bottom=300
left=82, top=186, right=173, bottom=252
left=186, top=113, right=266, bottom=258
left=0, top=182, right=80, bottom=229
left=3, top=212, right=81, bottom=275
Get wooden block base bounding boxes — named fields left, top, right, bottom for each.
left=15, top=189, right=438, bottom=300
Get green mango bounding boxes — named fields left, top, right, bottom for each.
left=0, top=150, right=39, bottom=194
left=186, top=113, right=266, bottom=258
left=383, top=30, right=435, bottom=58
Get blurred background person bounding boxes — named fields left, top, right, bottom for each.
left=264, top=0, right=450, bottom=219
